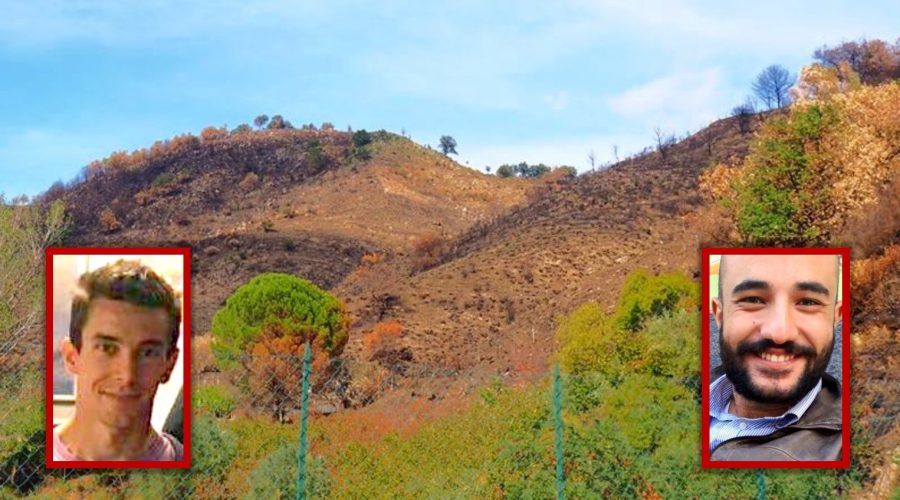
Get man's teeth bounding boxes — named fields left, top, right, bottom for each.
left=759, top=352, right=796, bottom=362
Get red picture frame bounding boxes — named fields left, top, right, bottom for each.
left=45, top=247, right=191, bottom=469
left=700, top=246, right=851, bottom=468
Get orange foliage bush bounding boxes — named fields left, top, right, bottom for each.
left=363, top=321, right=404, bottom=358
left=193, top=334, right=217, bottom=373
left=360, top=253, right=381, bottom=265
left=169, top=133, right=200, bottom=151
left=411, top=233, right=448, bottom=273
left=247, top=324, right=326, bottom=422
left=851, top=244, right=900, bottom=321
left=134, top=190, right=153, bottom=206
left=836, top=168, right=900, bottom=258
left=238, top=172, right=260, bottom=191
left=200, top=126, right=228, bottom=142
left=98, top=207, right=122, bottom=233
left=105, top=150, right=132, bottom=170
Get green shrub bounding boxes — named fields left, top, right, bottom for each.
left=730, top=103, right=840, bottom=245
left=151, top=171, right=176, bottom=187
left=638, top=310, right=700, bottom=381
left=613, top=268, right=699, bottom=333
left=0, top=369, right=45, bottom=495
left=127, top=468, right=190, bottom=499
left=192, top=415, right=238, bottom=479
left=194, top=384, right=236, bottom=418
left=555, top=302, right=627, bottom=377
left=557, top=269, right=698, bottom=379
left=351, top=130, right=372, bottom=148
left=246, top=445, right=332, bottom=499
left=210, top=273, right=349, bottom=367
left=122, top=416, right=236, bottom=498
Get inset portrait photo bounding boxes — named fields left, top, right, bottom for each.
left=701, top=247, right=850, bottom=468
left=45, top=248, right=191, bottom=468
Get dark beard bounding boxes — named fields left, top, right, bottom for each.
left=719, top=331, right=834, bottom=406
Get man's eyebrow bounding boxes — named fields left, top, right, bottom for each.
left=795, top=281, right=830, bottom=296
left=93, top=334, right=122, bottom=344
left=731, top=279, right=769, bottom=295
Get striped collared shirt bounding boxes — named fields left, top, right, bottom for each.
left=709, top=374, right=822, bottom=452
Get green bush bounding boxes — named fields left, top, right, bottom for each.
left=305, top=140, right=326, bottom=171
left=731, top=103, right=839, bottom=245
left=123, top=416, right=236, bottom=498
left=351, top=130, right=372, bottom=149
left=246, top=445, right=332, bottom=499
left=0, top=369, right=46, bottom=495
left=638, top=310, right=700, bottom=381
left=151, top=171, right=176, bottom=187
left=613, top=268, right=699, bottom=333
left=194, top=384, right=236, bottom=418
left=555, top=302, right=624, bottom=376
left=210, top=273, right=348, bottom=366
left=127, top=468, right=190, bottom=499
left=557, top=269, right=698, bottom=378
left=192, top=415, right=238, bottom=479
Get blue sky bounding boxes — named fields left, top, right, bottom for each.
left=1, top=0, right=897, bottom=197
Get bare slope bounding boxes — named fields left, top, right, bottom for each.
left=335, top=115, right=759, bottom=384
left=60, top=129, right=543, bottom=334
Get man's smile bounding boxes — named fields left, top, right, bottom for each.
left=100, top=390, right=143, bottom=403
left=757, top=351, right=798, bottom=363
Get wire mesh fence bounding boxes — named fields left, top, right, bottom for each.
left=1, top=327, right=898, bottom=499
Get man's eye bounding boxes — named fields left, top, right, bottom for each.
left=737, top=296, right=765, bottom=304
left=798, top=298, right=824, bottom=307
left=96, top=343, right=117, bottom=355
left=140, top=346, right=163, bottom=358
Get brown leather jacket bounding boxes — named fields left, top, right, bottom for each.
left=711, top=374, right=842, bottom=461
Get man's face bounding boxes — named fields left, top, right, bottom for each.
left=712, top=255, right=841, bottom=406
left=63, top=297, right=178, bottom=430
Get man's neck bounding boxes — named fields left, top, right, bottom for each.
left=58, top=414, right=154, bottom=461
left=728, top=391, right=792, bottom=419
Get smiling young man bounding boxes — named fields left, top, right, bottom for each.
left=54, top=260, right=183, bottom=461
left=709, top=254, right=842, bottom=461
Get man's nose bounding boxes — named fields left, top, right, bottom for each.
left=758, top=299, right=798, bottom=345
left=114, top=352, right=140, bottom=386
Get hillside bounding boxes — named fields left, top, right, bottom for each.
left=335, top=114, right=759, bottom=384
left=58, top=128, right=545, bottom=336
left=52, top=117, right=764, bottom=383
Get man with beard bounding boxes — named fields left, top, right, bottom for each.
left=709, top=254, right=842, bottom=461
left=53, top=260, right=183, bottom=461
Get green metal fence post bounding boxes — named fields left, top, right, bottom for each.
left=554, top=364, right=565, bottom=500
left=756, top=469, right=765, bottom=500
left=297, top=340, right=312, bottom=500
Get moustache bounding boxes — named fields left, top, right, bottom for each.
left=735, top=339, right=816, bottom=358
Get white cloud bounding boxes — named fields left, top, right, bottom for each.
left=607, top=68, right=727, bottom=130
left=576, top=0, right=900, bottom=58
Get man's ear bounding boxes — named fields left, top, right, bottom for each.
left=833, top=300, right=843, bottom=325
left=161, top=348, right=179, bottom=384
left=61, top=338, right=80, bottom=376
left=711, top=297, right=724, bottom=331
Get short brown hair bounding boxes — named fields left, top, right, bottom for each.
left=69, top=259, right=181, bottom=352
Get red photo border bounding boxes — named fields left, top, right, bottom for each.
left=700, top=246, right=851, bottom=468
left=45, top=247, right=191, bottom=469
